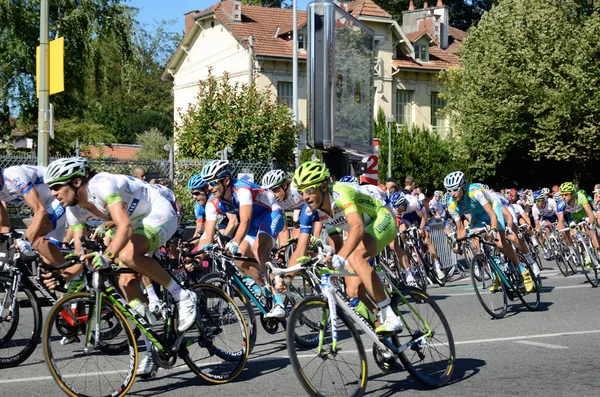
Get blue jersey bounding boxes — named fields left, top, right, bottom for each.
left=205, top=179, right=280, bottom=221
left=194, top=201, right=206, bottom=225
left=447, top=184, right=505, bottom=229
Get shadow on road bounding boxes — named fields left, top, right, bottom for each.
left=367, top=357, right=486, bottom=396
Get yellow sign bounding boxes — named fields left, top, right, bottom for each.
left=36, top=37, right=64, bottom=97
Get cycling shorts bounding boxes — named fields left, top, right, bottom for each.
left=365, top=208, right=397, bottom=254
left=244, top=209, right=285, bottom=247
left=133, top=195, right=178, bottom=252
left=399, top=211, right=430, bottom=232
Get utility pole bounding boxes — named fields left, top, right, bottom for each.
left=293, top=0, right=300, bottom=167
left=37, top=0, right=49, bottom=166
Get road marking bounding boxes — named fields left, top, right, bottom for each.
left=435, top=283, right=591, bottom=297
left=516, top=340, right=568, bottom=349
left=453, top=329, right=600, bottom=346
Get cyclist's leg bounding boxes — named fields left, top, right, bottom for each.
left=30, top=200, right=66, bottom=265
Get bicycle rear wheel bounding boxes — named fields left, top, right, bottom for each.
left=43, top=292, right=137, bottom=397
left=183, top=283, right=249, bottom=384
left=578, top=241, right=599, bottom=287
left=411, top=253, right=428, bottom=292
left=393, top=287, right=455, bottom=388
left=470, top=255, right=507, bottom=319
left=286, top=296, right=367, bottom=397
left=550, top=240, right=569, bottom=277
left=0, top=283, right=42, bottom=368
left=513, top=262, right=541, bottom=311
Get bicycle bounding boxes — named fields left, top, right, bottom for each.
left=458, top=227, right=541, bottom=319
left=558, top=221, right=600, bottom=287
left=545, top=223, right=575, bottom=277
left=43, top=247, right=250, bottom=397
left=281, top=245, right=455, bottom=397
left=399, top=226, right=430, bottom=291
left=518, top=224, right=543, bottom=271
left=197, top=245, right=317, bottom=353
left=0, top=231, right=82, bottom=368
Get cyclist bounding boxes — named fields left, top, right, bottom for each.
left=43, top=157, right=198, bottom=377
left=556, top=182, right=600, bottom=264
left=290, top=161, right=403, bottom=334
left=390, top=191, right=445, bottom=281
left=532, top=189, right=558, bottom=260
left=197, top=160, right=286, bottom=318
left=188, top=174, right=209, bottom=242
left=0, top=164, right=66, bottom=265
left=444, top=171, right=534, bottom=292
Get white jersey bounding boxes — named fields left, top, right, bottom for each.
left=360, top=184, right=388, bottom=207
left=429, top=197, right=445, bottom=218
left=0, top=165, right=53, bottom=206
left=151, top=184, right=176, bottom=205
left=532, top=198, right=558, bottom=221
left=66, top=173, right=160, bottom=228
left=278, top=183, right=305, bottom=211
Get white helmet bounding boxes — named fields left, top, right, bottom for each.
left=44, top=157, right=89, bottom=187
left=443, top=171, right=466, bottom=190
left=262, top=169, right=287, bottom=190
left=201, top=160, right=231, bottom=182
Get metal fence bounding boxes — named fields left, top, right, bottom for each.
left=1, top=154, right=274, bottom=224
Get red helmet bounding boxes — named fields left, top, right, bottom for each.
left=508, top=195, right=518, bottom=204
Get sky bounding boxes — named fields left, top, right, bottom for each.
left=129, top=0, right=313, bottom=32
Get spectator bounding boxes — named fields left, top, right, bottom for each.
left=132, top=167, right=146, bottom=181
left=385, top=178, right=399, bottom=194
left=414, top=186, right=425, bottom=201
left=402, top=175, right=415, bottom=195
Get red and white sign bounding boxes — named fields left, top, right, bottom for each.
left=360, top=139, right=379, bottom=186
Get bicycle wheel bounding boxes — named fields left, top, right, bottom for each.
left=411, top=252, right=428, bottom=292
left=470, top=255, right=507, bottom=319
left=578, top=241, right=599, bottom=287
left=513, top=261, right=541, bottom=311
left=286, top=296, right=367, bottom=397
left=0, top=283, right=42, bottom=368
left=393, top=287, right=455, bottom=388
left=183, top=283, right=249, bottom=384
left=43, top=292, right=137, bottom=397
left=197, top=273, right=257, bottom=354
left=550, top=240, right=569, bottom=277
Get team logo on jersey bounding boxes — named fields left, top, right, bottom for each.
left=332, top=191, right=340, bottom=200
left=127, top=199, right=140, bottom=216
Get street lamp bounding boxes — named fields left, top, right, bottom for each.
left=386, top=115, right=395, bottom=179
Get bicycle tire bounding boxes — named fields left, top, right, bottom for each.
left=561, top=242, right=579, bottom=275
left=0, top=284, right=42, bottom=368
left=470, top=255, right=507, bottom=319
left=43, top=292, right=137, bottom=397
left=513, top=260, right=541, bottom=311
left=577, top=241, right=599, bottom=287
left=286, top=296, right=367, bottom=397
left=550, top=240, right=569, bottom=277
left=393, top=287, right=456, bottom=388
left=411, top=251, right=428, bottom=292
left=197, top=273, right=257, bottom=354
left=183, top=283, right=249, bottom=384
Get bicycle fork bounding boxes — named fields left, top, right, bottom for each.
left=1, top=272, right=21, bottom=321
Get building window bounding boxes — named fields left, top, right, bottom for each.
left=298, top=33, right=305, bottom=50
left=431, top=92, right=447, bottom=133
left=395, top=90, right=413, bottom=125
left=277, top=82, right=293, bottom=108
left=414, top=44, right=428, bottom=61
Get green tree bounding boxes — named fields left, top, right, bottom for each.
left=176, top=70, right=299, bottom=166
left=375, top=107, right=459, bottom=190
left=441, top=0, right=600, bottom=186
left=135, top=128, right=170, bottom=160
left=50, top=118, right=116, bottom=156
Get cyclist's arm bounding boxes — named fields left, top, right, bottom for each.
left=481, top=202, right=499, bottom=230
left=557, top=212, right=566, bottom=230
left=223, top=213, right=238, bottom=237
left=278, top=217, right=291, bottom=246
left=0, top=203, right=10, bottom=233
left=62, top=225, right=85, bottom=281
left=22, top=187, right=52, bottom=242
left=105, top=201, right=133, bottom=258
left=232, top=204, right=252, bottom=246
left=417, top=209, right=427, bottom=233
left=454, top=218, right=466, bottom=240
left=336, top=210, right=364, bottom=259
left=583, top=202, right=595, bottom=224
left=199, top=200, right=217, bottom=247
left=313, top=220, right=324, bottom=240
left=288, top=232, right=310, bottom=267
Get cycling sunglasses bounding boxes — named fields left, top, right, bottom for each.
left=208, top=179, right=222, bottom=187
left=191, top=190, right=205, bottom=196
left=298, top=183, right=322, bottom=194
left=446, top=186, right=462, bottom=193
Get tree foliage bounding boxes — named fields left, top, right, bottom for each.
left=176, top=70, right=299, bottom=166
left=375, top=107, right=460, bottom=191
left=50, top=118, right=116, bottom=156
left=135, top=128, right=170, bottom=160
left=441, top=0, right=600, bottom=187
left=373, top=0, right=497, bottom=31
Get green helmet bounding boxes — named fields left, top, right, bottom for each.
left=559, top=182, right=575, bottom=194
left=293, top=161, right=330, bottom=189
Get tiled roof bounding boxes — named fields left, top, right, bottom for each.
left=190, top=0, right=392, bottom=59
left=394, top=26, right=466, bottom=71
left=84, top=144, right=141, bottom=160
left=406, top=28, right=437, bottom=44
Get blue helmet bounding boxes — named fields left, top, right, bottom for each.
left=188, top=174, right=207, bottom=190
left=339, top=175, right=358, bottom=183
left=532, top=189, right=545, bottom=200
left=389, top=192, right=407, bottom=208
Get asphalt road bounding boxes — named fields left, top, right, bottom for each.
left=2, top=258, right=600, bottom=397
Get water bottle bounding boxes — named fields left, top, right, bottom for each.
left=129, top=298, right=155, bottom=326
left=243, top=276, right=262, bottom=297
left=66, top=273, right=86, bottom=294
left=531, top=235, right=539, bottom=247
left=16, top=239, right=33, bottom=255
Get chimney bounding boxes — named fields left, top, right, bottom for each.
left=184, top=10, right=200, bottom=35
left=423, top=2, right=429, bottom=8
left=232, top=0, right=242, bottom=22
left=408, top=0, right=414, bottom=11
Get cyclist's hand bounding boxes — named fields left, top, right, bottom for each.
left=418, top=229, right=425, bottom=238
left=81, top=252, right=111, bottom=270
left=275, top=248, right=286, bottom=264
left=330, top=254, right=347, bottom=270
left=184, top=262, right=197, bottom=272
left=309, top=235, right=320, bottom=246
left=93, top=225, right=106, bottom=239
left=39, top=270, right=65, bottom=291
left=225, top=241, right=239, bottom=255
left=453, top=242, right=461, bottom=254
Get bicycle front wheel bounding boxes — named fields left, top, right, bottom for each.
left=183, top=283, right=249, bottom=384
left=513, top=261, right=541, bottom=311
left=470, top=255, right=507, bottom=319
left=0, top=283, right=42, bottom=368
left=550, top=240, right=569, bottom=277
left=393, top=287, right=455, bottom=388
left=286, top=296, right=367, bottom=397
left=43, top=292, right=137, bottom=397
left=578, top=242, right=599, bottom=287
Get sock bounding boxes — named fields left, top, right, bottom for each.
left=377, top=298, right=396, bottom=319
left=273, top=293, right=284, bottom=307
left=166, top=279, right=190, bottom=301
left=142, top=333, right=152, bottom=353
left=145, top=284, right=159, bottom=302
